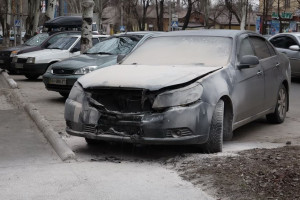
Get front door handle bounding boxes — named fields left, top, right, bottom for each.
left=275, top=62, right=280, bottom=67
left=257, top=70, right=263, bottom=76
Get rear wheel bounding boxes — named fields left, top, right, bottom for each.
left=266, top=84, right=287, bottom=124
left=202, top=100, right=224, bottom=153
left=25, top=74, right=40, bottom=80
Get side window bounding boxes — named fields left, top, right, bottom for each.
left=239, top=38, right=255, bottom=60
left=249, top=37, right=271, bottom=59
left=285, top=37, right=298, bottom=48
left=269, top=36, right=286, bottom=48
left=72, top=40, right=81, bottom=50
left=92, top=38, right=99, bottom=45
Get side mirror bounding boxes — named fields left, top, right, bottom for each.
left=289, top=45, right=300, bottom=51
left=238, top=55, right=259, bottom=70
left=70, top=47, right=80, bottom=53
left=117, top=54, right=126, bottom=63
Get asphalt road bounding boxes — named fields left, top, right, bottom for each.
left=10, top=75, right=300, bottom=156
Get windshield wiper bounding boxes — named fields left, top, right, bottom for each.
left=49, top=47, right=61, bottom=50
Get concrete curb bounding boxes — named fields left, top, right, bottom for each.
left=0, top=70, right=76, bottom=161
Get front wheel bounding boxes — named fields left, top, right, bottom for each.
left=266, top=84, right=287, bottom=124
left=202, top=100, right=224, bottom=153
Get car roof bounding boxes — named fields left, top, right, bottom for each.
left=155, top=29, right=259, bottom=38
left=269, top=32, right=300, bottom=38
left=113, top=31, right=163, bottom=37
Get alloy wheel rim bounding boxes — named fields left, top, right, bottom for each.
left=277, top=88, right=286, bottom=119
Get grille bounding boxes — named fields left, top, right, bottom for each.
left=17, top=58, right=27, bottom=63
left=53, top=68, right=75, bottom=75
left=98, top=125, right=142, bottom=136
left=90, top=88, right=154, bottom=113
left=165, top=128, right=193, bottom=138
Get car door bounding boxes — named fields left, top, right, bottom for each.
left=270, top=35, right=300, bottom=77
left=233, top=35, right=265, bottom=122
left=249, top=36, right=280, bottom=111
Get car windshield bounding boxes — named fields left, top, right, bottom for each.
left=47, top=37, right=78, bottom=50
left=25, top=33, right=49, bottom=46
left=86, top=35, right=143, bottom=55
left=122, top=36, right=233, bottom=67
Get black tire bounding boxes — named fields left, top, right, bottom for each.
left=202, top=100, right=224, bottom=153
left=266, top=84, right=287, bottom=124
left=25, top=74, right=40, bottom=80
left=85, top=138, right=105, bottom=146
left=59, top=92, right=69, bottom=98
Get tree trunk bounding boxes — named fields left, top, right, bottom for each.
left=182, top=0, right=192, bottom=30
left=81, top=0, right=95, bottom=53
left=240, top=0, right=246, bottom=30
left=3, top=0, right=12, bottom=47
left=158, top=0, right=164, bottom=31
left=33, top=0, right=41, bottom=34
left=204, top=0, right=210, bottom=29
left=45, top=0, right=57, bottom=21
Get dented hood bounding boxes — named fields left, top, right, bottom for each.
left=78, top=64, right=222, bottom=91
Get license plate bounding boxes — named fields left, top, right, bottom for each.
left=0, top=60, right=4, bottom=63
left=49, top=78, right=67, bottom=85
left=15, top=63, right=23, bottom=68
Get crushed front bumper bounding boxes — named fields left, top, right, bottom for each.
left=65, top=98, right=213, bottom=145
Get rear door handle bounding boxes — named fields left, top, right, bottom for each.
left=275, top=62, right=280, bottom=67
left=257, top=70, right=263, bottom=76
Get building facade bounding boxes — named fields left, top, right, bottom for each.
left=258, top=0, right=300, bottom=35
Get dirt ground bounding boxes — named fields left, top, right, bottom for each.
left=166, top=145, right=300, bottom=200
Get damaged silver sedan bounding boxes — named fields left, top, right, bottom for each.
left=65, top=30, right=291, bottom=153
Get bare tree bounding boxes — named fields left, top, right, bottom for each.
left=155, top=0, right=164, bottom=31
left=131, top=0, right=151, bottom=31
left=25, top=0, right=41, bottom=39
left=81, top=0, right=95, bottom=53
left=182, top=0, right=194, bottom=30
left=45, top=0, right=57, bottom=21
left=94, top=0, right=109, bottom=33
left=1, top=0, right=12, bottom=47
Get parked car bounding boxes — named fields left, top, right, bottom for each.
left=64, top=30, right=291, bottom=153
left=11, top=35, right=103, bottom=80
left=0, top=35, right=3, bottom=44
left=43, top=32, right=159, bottom=97
left=269, top=33, right=300, bottom=78
left=0, top=31, right=82, bottom=72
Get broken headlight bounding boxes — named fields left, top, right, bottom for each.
left=74, top=66, right=97, bottom=75
left=68, top=81, right=85, bottom=103
left=152, top=82, right=203, bottom=109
